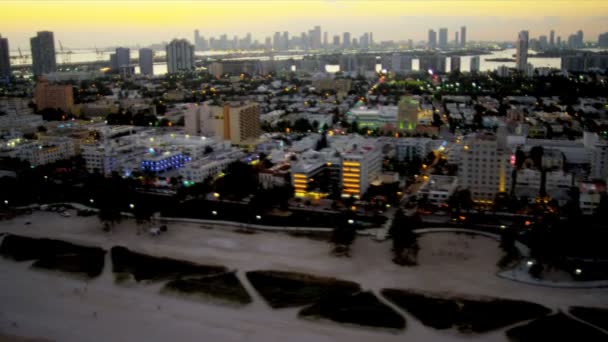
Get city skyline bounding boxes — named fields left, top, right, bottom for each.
left=1, top=1, right=608, bottom=49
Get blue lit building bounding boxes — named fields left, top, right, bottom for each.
left=140, top=150, right=191, bottom=173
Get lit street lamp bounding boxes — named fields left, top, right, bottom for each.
left=575, top=268, right=582, bottom=275
left=89, top=199, right=94, bottom=204
left=129, top=203, right=135, bottom=209
left=212, top=210, right=217, bottom=216
left=347, top=219, right=354, bottom=224
left=255, top=215, right=261, bottom=220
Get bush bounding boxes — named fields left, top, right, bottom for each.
left=381, top=289, right=551, bottom=333
left=299, top=291, right=406, bottom=330
left=506, top=313, right=607, bottom=342
left=569, top=307, right=608, bottom=331
left=0, top=234, right=106, bottom=278
left=246, top=270, right=360, bottom=309
left=162, top=272, right=252, bottom=306
left=111, top=246, right=226, bottom=283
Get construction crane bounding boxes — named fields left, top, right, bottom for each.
left=17, top=47, right=29, bottom=65
left=95, top=46, right=104, bottom=62
left=58, top=40, right=73, bottom=65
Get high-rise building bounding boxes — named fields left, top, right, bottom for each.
left=282, top=31, right=289, bottom=50
left=549, top=30, right=555, bottom=47
left=0, top=35, right=10, bottom=83
left=557, top=36, right=562, bottom=47
left=343, top=32, right=351, bottom=49
left=341, top=141, right=382, bottom=199
left=450, top=56, right=461, bottom=72
left=455, top=32, right=459, bottom=46
left=598, top=32, right=608, bottom=48
left=460, top=26, right=467, bottom=47
left=34, top=78, right=74, bottom=113
left=30, top=31, right=57, bottom=76
left=311, top=26, right=322, bottom=49
left=210, top=102, right=261, bottom=145
left=438, top=28, right=448, bottom=49
left=398, top=96, right=419, bottom=131
left=273, top=32, right=281, bottom=50
left=391, top=53, right=412, bottom=73
left=339, top=54, right=357, bottom=72
left=516, top=30, right=529, bottom=71
left=333, top=35, right=340, bottom=47
left=194, top=30, right=200, bottom=50
left=419, top=54, right=446, bottom=73
left=166, top=39, right=195, bottom=74
left=458, top=131, right=511, bottom=201
left=323, top=31, right=328, bottom=48
left=369, top=32, right=374, bottom=47
left=428, top=29, right=437, bottom=49
left=112, top=47, right=131, bottom=76
left=470, top=56, right=480, bottom=72
left=539, top=35, right=548, bottom=50
left=138, top=48, right=154, bottom=75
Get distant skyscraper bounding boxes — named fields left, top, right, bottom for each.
left=438, top=28, right=448, bottom=49
left=419, top=54, right=446, bottom=73
left=194, top=30, right=200, bottom=50
left=343, top=32, right=351, bottom=49
left=599, top=32, right=608, bottom=48
left=273, top=32, right=281, bottom=50
left=333, top=35, right=340, bottom=47
left=0, top=35, right=10, bottom=82
left=455, top=32, right=459, bottom=46
left=323, top=31, right=328, bottom=48
left=369, top=32, right=374, bottom=47
left=166, top=39, right=195, bottom=74
left=557, top=36, right=562, bottom=47
left=30, top=31, right=57, bottom=76
left=516, top=30, right=529, bottom=71
left=450, top=56, right=461, bottom=72
left=265, top=37, right=272, bottom=50
left=470, top=56, right=480, bottom=72
left=311, top=26, right=322, bottom=49
left=391, top=53, right=412, bottom=73
left=460, top=26, right=467, bottom=47
left=138, top=48, right=153, bottom=75
left=549, top=30, right=555, bottom=47
left=282, top=31, right=289, bottom=50
left=428, top=29, right=437, bottom=49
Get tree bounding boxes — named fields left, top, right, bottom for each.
left=330, top=216, right=357, bottom=257
left=389, top=209, right=419, bottom=266
left=134, top=201, right=154, bottom=234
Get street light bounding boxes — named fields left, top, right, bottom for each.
left=255, top=215, right=261, bottom=220
left=575, top=268, right=582, bottom=275
left=347, top=219, right=354, bottom=224
left=89, top=199, right=94, bottom=204
left=526, top=260, right=534, bottom=267
left=129, top=203, right=135, bottom=209
left=3, top=200, right=8, bottom=205
left=212, top=210, right=217, bottom=216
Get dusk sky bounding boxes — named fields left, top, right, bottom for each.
left=2, top=0, right=608, bottom=49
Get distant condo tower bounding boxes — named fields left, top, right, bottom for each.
left=439, top=28, right=448, bottom=49
left=30, top=31, right=57, bottom=76
left=166, top=39, right=195, bottom=74
left=460, top=26, right=467, bottom=47
left=0, top=35, right=10, bottom=83
left=516, top=30, right=529, bottom=71
left=470, top=56, right=480, bottom=72
left=139, top=48, right=154, bottom=75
